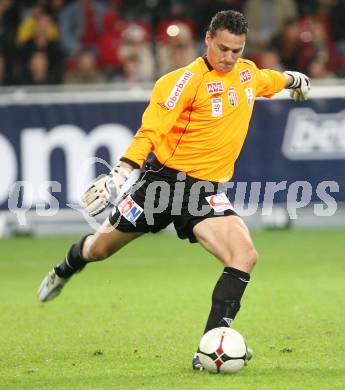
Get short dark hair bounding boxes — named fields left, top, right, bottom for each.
left=208, top=10, right=248, bottom=37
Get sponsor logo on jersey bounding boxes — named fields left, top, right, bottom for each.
left=245, top=87, right=253, bottom=106
left=211, top=97, right=222, bottom=117
left=227, top=87, right=238, bottom=106
left=117, top=195, right=143, bottom=224
left=282, top=108, right=345, bottom=160
left=207, top=81, right=224, bottom=94
left=165, top=70, right=194, bottom=109
left=240, top=69, right=252, bottom=84
left=206, top=193, right=234, bottom=212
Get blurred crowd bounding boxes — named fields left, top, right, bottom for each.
left=0, top=0, right=344, bottom=87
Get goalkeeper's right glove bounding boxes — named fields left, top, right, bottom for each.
left=284, top=71, right=311, bottom=101
left=80, top=163, right=132, bottom=217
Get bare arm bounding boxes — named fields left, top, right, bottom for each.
left=117, top=161, right=134, bottom=171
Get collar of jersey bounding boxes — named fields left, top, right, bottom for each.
left=202, top=55, right=213, bottom=71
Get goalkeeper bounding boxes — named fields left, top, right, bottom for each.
left=37, top=10, right=310, bottom=370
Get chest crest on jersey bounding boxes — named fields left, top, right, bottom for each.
left=227, top=87, right=238, bottom=107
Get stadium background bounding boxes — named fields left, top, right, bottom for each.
left=0, top=0, right=344, bottom=234
left=0, top=0, right=345, bottom=84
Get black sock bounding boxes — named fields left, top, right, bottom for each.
left=54, top=235, right=91, bottom=279
left=203, top=266, right=250, bottom=333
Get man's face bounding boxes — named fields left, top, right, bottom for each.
left=205, top=29, right=246, bottom=72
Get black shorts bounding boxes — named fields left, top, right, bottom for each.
left=108, top=156, right=237, bottom=243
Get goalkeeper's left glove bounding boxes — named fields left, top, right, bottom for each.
left=80, top=163, right=132, bottom=217
left=284, top=71, right=311, bottom=101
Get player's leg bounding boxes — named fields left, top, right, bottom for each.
left=191, top=215, right=256, bottom=369
left=193, top=215, right=257, bottom=331
left=37, top=218, right=143, bottom=302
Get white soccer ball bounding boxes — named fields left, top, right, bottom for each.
left=198, top=327, right=247, bottom=374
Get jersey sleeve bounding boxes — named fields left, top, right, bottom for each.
left=253, top=66, right=286, bottom=98
left=121, top=69, right=195, bottom=167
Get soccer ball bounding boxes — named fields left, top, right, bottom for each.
left=198, top=327, right=247, bottom=374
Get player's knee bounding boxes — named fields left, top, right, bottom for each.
left=84, top=240, right=110, bottom=261
left=238, top=241, right=258, bottom=267
left=246, top=246, right=258, bottom=267
left=223, top=243, right=258, bottom=270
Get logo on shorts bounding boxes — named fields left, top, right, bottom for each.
left=117, top=195, right=143, bottom=224
left=207, top=81, right=224, bottom=94
left=240, top=69, right=252, bottom=84
left=206, top=193, right=234, bottom=212
left=227, top=87, right=238, bottom=106
left=211, top=98, right=222, bottom=117
left=165, top=70, right=194, bottom=109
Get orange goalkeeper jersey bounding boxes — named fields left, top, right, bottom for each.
left=122, top=56, right=286, bottom=182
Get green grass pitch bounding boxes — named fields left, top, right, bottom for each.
left=1, top=230, right=345, bottom=389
